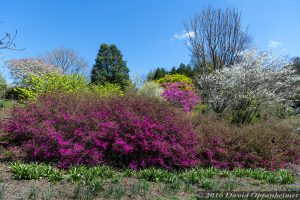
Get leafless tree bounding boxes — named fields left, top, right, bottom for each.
left=43, top=47, right=88, bottom=75
left=185, top=7, right=252, bottom=74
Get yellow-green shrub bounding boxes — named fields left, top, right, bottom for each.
left=11, top=72, right=89, bottom=100
left=156, top=74, right=192, bottom=86
left=90, top=83, right=124, bottom=97
left=8, top=73, right=124, bottom=101
left=11, top=87, right=36, bottom=100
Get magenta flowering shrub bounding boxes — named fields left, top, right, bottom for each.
left=2, top=92, right=200, bottom=169
left=161, top=82, right=200, bottom=112
left=200, top=136, right=231, bottom=169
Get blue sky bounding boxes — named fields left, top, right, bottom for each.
left=0, top=0, right=299, bottom=82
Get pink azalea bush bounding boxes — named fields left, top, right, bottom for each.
left=1, top=92, right=200, bottom=169
left=161, top=82, right=200, bottom=112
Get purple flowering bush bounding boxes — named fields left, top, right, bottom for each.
left=1, top=92, right=200, bottom=169
left=161, top=82, right=200, bottom=112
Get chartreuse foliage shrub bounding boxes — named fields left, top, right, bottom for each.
left=90, top=83, right=123, bottom=97
left=157, top=74, right=192, bottom=86
left=6, top=73, right=124, bottom=100
left=27, top=72, right=88, bottom=94
left=8, top=72, right=88, bottom=100
left=3, top=92, right=199, bottom=169
left=192, top=113, right=300, bottom=170
left=5, top=87, right=37, bottom=100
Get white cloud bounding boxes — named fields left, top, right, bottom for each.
left=173, top=31, right=195, bottom=40
left=268, top=40, right=282, bottom=48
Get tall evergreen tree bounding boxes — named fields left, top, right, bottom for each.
left=147, top=67, right=168, bottom=81
left=154, top=67, right=167, bottom=80
left=176, top=63, right=194, bottom=78
left=170, top=66, right=177, bottom=74
left=91, top=44, right=130, bottom=89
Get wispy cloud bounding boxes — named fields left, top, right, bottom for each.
left=268, top=40, right=282, bottom=48
left=160, top=30, right=195, bottom=43
left=173, top=30, right=195, bottom=40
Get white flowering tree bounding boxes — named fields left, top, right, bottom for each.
left=197, top=49, right=300, bottom=123
left=137, top=81, right=163, bottom=100
left=6, top=58, right=59, bottom=85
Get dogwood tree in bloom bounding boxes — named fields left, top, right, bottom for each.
left=198, top=49, right=300, bottom=120
left=6, top=58, right=59, bottom=84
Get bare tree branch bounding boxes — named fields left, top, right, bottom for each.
left=0, top=30, right=24, bottom=51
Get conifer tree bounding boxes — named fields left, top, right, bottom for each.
left=91, top=44, right=130, bottom=89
